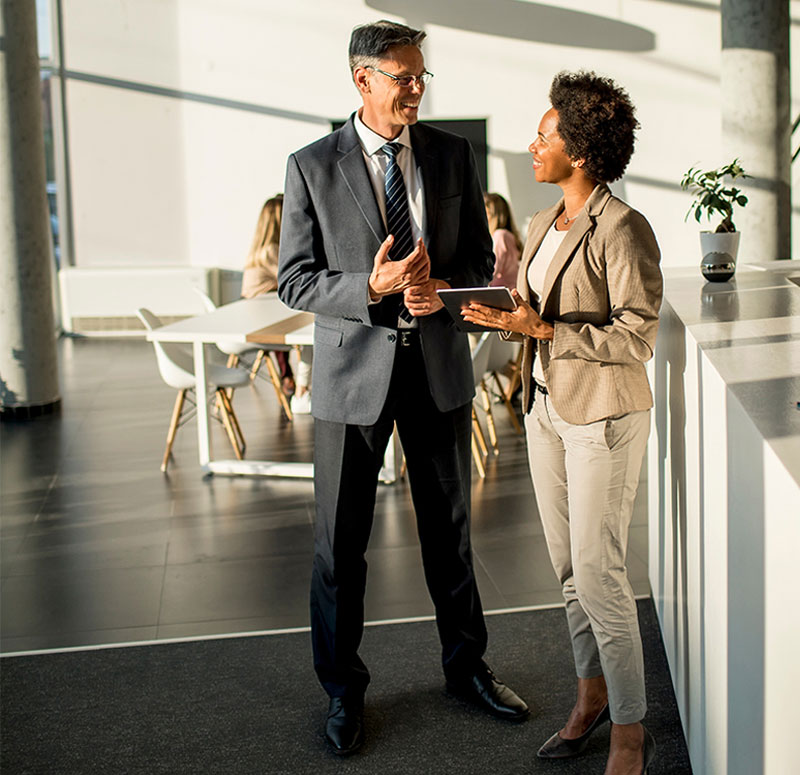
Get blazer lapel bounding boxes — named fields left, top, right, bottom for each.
left=540, top=184, right=613, bottom=312
left=518, top=200, right=561, bottom=306
left=540, top=216, right=590, bottom=309
left=336, top=116, right=385, bottom=244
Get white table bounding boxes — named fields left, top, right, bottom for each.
left=146, top=295, right=400, bottom=481
left=649, top=261, right=800, bottom=774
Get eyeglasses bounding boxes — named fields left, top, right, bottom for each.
left=366, top=66, right=434, bottom=88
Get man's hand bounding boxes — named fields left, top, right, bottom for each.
left=403, top=277, right=450, bottom=317
left=368, top=236, right=430, bottom=300
left=460, top=288, right=554, bottom=340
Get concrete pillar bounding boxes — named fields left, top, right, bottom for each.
left=0, top=0, right=60, bottom=417
left=721, top=0, right=791, bottom=262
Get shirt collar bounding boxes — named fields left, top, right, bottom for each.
left=354, top=111, right=411, bottom=157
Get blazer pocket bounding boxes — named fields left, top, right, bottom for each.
left=315, top=323, right=343, bottom=347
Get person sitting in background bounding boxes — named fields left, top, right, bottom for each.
left=484, top=192, right=522, bottom=289
left=242, top=195, right=285, bottom=299
left=242, top=195, right=312, bottom=409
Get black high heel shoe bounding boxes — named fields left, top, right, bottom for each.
left=536, top=703, right=610, bottom=759
left=641, top=725, right=656, bottom=774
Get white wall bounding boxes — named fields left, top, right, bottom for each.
left=58, top=0, right=800, bottom=271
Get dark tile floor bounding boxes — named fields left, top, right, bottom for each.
left=0, top=337, right=649, bottom=654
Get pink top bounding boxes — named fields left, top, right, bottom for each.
left=489, top=228, right=521, bottom=288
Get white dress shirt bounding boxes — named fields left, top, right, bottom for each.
left=354, top=111, right=426, bottom=327
left=354, top=111, right=426, bottom=246
left=527, top=222, right=567, bottom=384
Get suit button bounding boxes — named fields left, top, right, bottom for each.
left=388, top=334, right=396, bottom=342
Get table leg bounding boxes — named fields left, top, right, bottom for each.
left=378, top=425, right=401, bottom=484
left=193, top=340, right=212, bottom=468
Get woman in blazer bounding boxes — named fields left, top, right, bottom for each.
left=463, top=71, right=662, bottom=775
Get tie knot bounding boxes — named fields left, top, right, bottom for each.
left=383, top=142, right=402, bottom=160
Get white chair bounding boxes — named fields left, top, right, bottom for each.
left=137, top=308, right=249, bottom=472
left=470, top=332, right=495, bottom=479
left=193, top=287, right=294, bottom=421
left=485, top=337, right=523, bottom=436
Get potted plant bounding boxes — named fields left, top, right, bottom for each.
left=680, top=159, right=749, bottom=281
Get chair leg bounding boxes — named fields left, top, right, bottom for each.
left=480, top=379, right=499, bottom=455
left=216, top=389, right=244, bottom=459
left=224, top=354, right=242, bottom=400
left=263, top=351, right=293, bottom=421
left=250, top=350, right=265, bottom=381
left=471, top=430, right=486, bottom=479
left=218, top=387, right=246, bottom=455
left=493, top=372, right=523, bottom=435
left=472, top=405, right=488, bottom=458
left=504, top=348, right=523, bottom=403
left=162, top=389, right=187, bottom=472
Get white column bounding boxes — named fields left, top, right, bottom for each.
left=721, top=0, right=791, bottom=263
left=0, top=0, right=60, bottom=416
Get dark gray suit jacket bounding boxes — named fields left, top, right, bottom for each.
left=278, top=115, right=494, bottom=425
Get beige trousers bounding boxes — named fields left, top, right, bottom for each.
left=525, top=390, right=650, bottom=725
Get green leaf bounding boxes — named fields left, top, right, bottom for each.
left=679, top=158, right=748, bottom=225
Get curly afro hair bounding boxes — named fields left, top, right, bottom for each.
left=549, top=71, right=639, bottom=183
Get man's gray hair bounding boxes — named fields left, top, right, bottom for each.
left=348, top=20, right=426, bottom=72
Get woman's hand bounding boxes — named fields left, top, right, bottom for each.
left=460, top=288, right=554, bottom=340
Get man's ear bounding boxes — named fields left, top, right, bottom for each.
left=353, top=67, right=370, bottom=95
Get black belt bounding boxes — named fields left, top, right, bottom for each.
left=534, top=381, right=548, bottom=396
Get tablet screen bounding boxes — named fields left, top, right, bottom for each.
left=436, top=287, right=517, bottom=332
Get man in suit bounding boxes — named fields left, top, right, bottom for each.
left=278, top=19, right=528, bottom=755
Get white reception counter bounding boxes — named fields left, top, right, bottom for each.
left=649, top=261, right=800, bottom=775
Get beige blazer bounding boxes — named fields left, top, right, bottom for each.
left=516, top=183, right=662, bottom=425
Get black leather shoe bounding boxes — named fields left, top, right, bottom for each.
left=537, top=703, right=610, bottom=759
left=641, top=725, right=656, bottom=774
left=446, top=664, right=529, bottom=721
left=324, top=696, right=364, bottom=756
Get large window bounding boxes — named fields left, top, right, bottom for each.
left=37, top=0, right=60, bottom=267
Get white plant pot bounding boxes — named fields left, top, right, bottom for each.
left=699, top=231, right=740, bottom=282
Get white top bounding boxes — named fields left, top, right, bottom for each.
left=527, top=223, right=567, bottom=384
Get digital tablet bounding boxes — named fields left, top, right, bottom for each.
left=436, top=286, right=517, bottom=332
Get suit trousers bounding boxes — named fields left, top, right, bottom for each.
left=524, top=390, right=650, bottom=725
left=310, top=333, right=488, bottom=699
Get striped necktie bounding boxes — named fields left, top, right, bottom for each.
left=383, top=142, right=415, bottom=324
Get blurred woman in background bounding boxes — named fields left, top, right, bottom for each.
left=242, top=195, right=312, bottom=411
left=484, top=192, right=522, bottom=289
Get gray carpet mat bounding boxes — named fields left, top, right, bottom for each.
left=1, top=598, right=691, bottom=774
